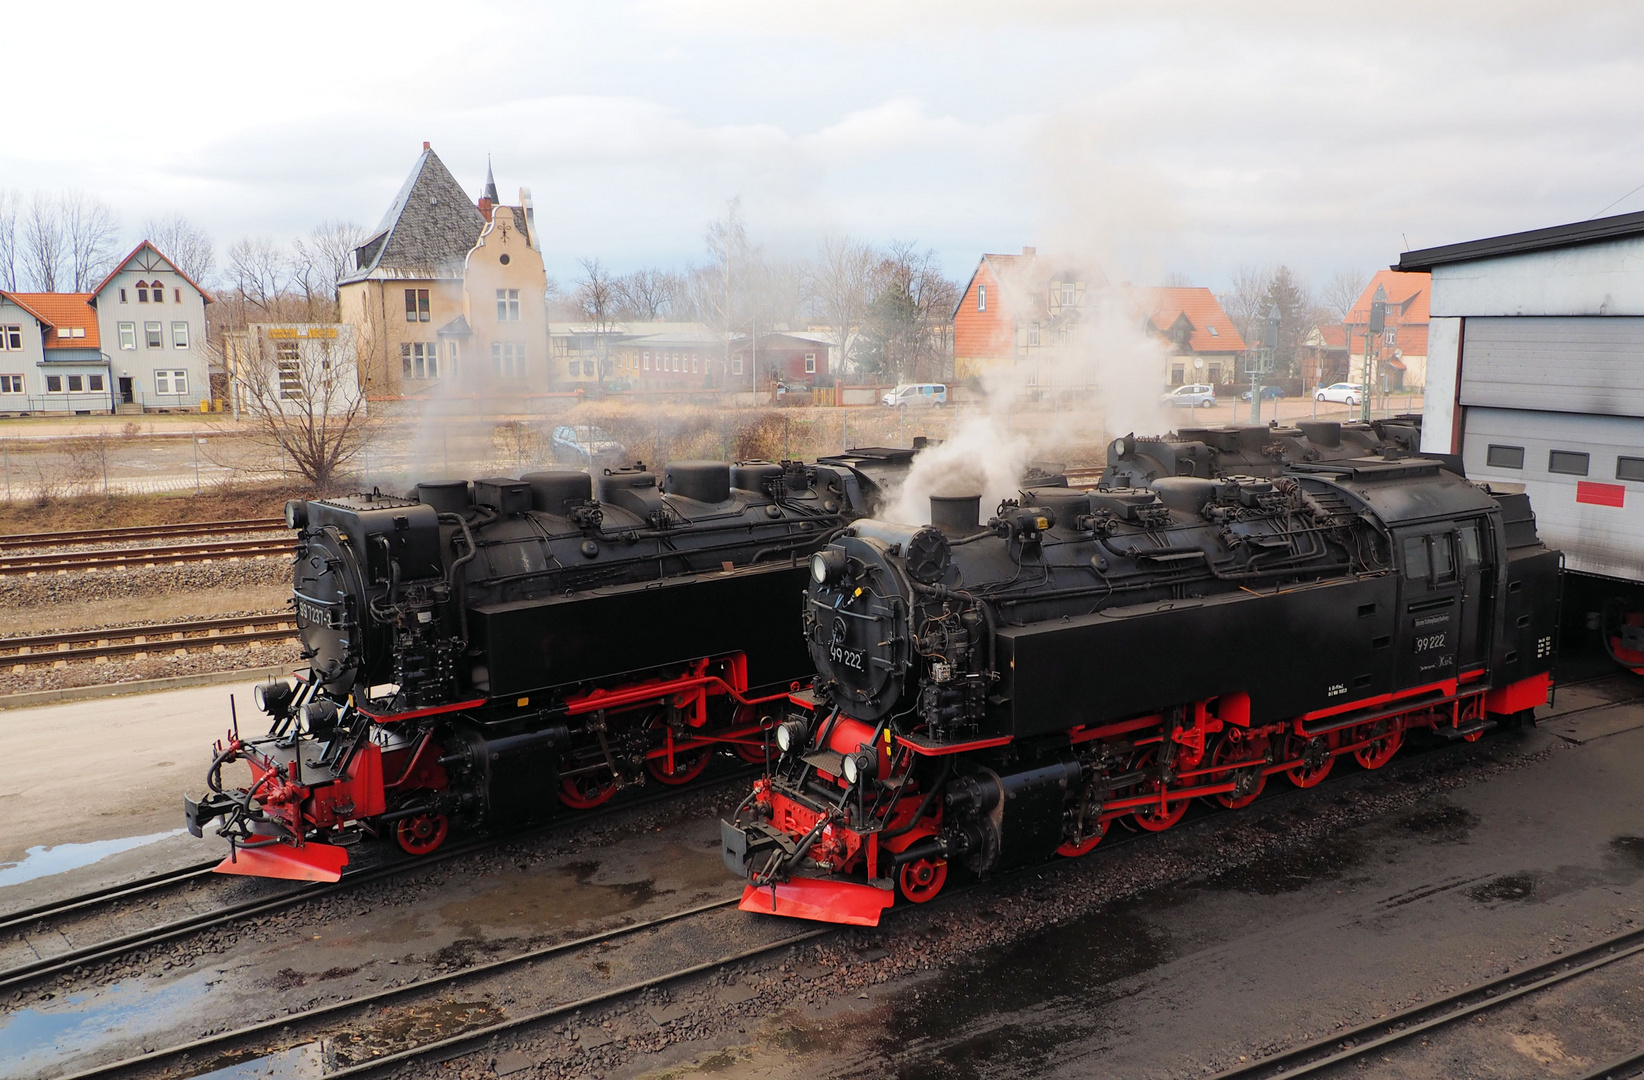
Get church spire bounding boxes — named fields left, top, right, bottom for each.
left=483, top=156, right=499, bottom=203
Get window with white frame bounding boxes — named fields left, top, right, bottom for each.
left=275, top=340, right=302, bottom=399
left=492, top=342, right=522, bottom=377
left=88, top=374, right=104, bottom=392
left=119, top=288, right=127, bottom=302
left=145, top=322, right=163, bottom=348
left=496, top=289, right=520, bottom=321
left=118, top=322, right=136, bottom=349
left=46, top=375, right=62, bottom=392
left=136, top=281, right=150, bottom=303
left=172, top=322, right=189, bottom=349
left=173, top=288, right=181, bottom=303
left=1, top=325, right=19, bottom=350
left=67, top=375, right=83, bottom=392
left=567, top=360, right=579, bottom=377
left=643, top=351, right=650, bottom=370
left=804, top=352, right=816, bottom=374
left=400, top=342, right=437, bottom=380
left=978, top=284, right=986, bottom=312
left=155, top=369, right=188, bottom=396
left=447, top=340, right=459, bottom=376
left=0, top=375, right=23, bottom=393
left=732, top=356, right=743, bottom=375
left=151, top=282, right=163, bottom=304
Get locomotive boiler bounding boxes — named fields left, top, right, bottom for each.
left=723, top=455, right=1560, bottom=925
left=185, top=450, right=918, bottom=881
left=1099, top=417, right=1426, bottom=488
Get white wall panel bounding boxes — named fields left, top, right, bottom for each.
left=1461, top=407, right=1644, bottom=582
left=1458, top=317, right=1644, bottom=418
left=1430, top=237, right=1644, bottom=318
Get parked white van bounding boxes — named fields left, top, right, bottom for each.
left=881, top=383, right=948, bottom=407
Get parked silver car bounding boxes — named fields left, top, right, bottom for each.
left=551, top=424, right=627, bottom=466
left=1160, top=383, right=1217, bottom=408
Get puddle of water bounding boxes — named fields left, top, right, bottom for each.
left=1468, top=872, right=1539, bottom=904
left=0, top=969, right=212, bottom=1074
left=1396, top=801, right=1478, bottom=841
left=0, top=829, right=186, bottom=889
left=190, top=1041, right=326, bottom=1080
left=853, top=902, right=1172, bottom=1079
left=1202, top=835, right=1365, bottom=896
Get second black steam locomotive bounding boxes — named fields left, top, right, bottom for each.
left=724, top=454, right=1559, bottom=924
left=186, top=450, right=917, bottom=881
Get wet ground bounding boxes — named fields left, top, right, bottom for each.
left=610, top=672, right=1644, bottom=1080
left=5, top=667, right=1643, bottom=1080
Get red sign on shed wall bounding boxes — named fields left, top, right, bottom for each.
left=1576, top=481, right=1626, bottom=508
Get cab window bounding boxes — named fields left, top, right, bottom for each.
left=1402, top=536, right=1429, bottom=580
left=1430, top=534, right=1455, bottom=583
left=1457, top=523, right=1483, bottom=571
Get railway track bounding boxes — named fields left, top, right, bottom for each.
left=0, top=612, right=297, bottom=666
left=0, top=518, right=287, bottom=551
left=1203, top=921, right=1644, bottom=1080
left=0, top=766, right=762, bottom=995
left=0, top=536, right=294, bottom=575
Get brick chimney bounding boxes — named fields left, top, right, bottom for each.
left=423, top=141, right=430, bottom=151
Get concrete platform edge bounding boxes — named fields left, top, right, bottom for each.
left=0, top=665, right=289, bottom=712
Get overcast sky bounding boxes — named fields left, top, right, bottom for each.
left=7, top=1, right=1643, bottom=294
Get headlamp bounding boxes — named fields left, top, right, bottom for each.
left=810, top=549, right=847, bottom=585
left=774, top=718, right=809, bottom=754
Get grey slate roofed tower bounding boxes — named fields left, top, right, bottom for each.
left=342, top=146, right=487, bottom=283
left=483, top=157, right=499, bottom=205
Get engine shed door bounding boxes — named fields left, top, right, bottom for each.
left=1396, top=527, right=1465, bottom=688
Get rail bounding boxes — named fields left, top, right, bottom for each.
left=0, top=536, right=294, bottom=575
left=0, top=613, right=297, bottom=666
left=0, top=517, right=287, bottom=550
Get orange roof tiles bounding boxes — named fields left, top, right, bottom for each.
left=1345, top=270, right=1429, bottom=357
left=1139, top=287, right=1245, bottom=353
left=9, top=293, right=99, bottom=349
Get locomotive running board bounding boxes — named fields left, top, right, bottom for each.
left=214, top=841, right=349, bottom=882
left=740, top=879, right=895, bottom=926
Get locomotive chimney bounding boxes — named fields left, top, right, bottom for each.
left=929, top=493, right=982, bottom=535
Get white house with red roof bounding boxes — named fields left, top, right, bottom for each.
left=0, top=241, right=211, bottom=414
left=1137, top=287, right=1246, bottom=386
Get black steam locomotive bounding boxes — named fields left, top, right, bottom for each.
left=186, top=450, right=918, bottom=881
left=723, top=455, right=1560, bottom=925
left=1099, top=417, right=1425, bottom=488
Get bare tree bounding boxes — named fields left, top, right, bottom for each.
left=809, top=234, right=878, bottom=373
left=575, top=257, right=620, bottom=331
left=1320, top=269, right=1368, bottom=324
left=1218, top=264, right=1275, bottom=347
left=615, top=267, right=679, bottom=321
left=289, top=220, right=367, bottom=316
left=1159, top=270, right=1193, bottom=288
left=0, top=189, right=17, bottom=290
left=216, top=323, right=375, bottom=491
left=144, top=215, right=217, bottom=285
left=856, top=241, right=959, bottom=381
left=226, top=237, right=291, bottom=319
left=22, top=192, right=64, bottom=292
left=61, top=190, right=121, bottom=291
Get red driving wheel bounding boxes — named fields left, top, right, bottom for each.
left=559, top=772, right=617, bottom=809
left=1056, top=818, right=1108, bottom=858
left=1130, top=748, right=1189, bottom=832
left=395, top=813, right=449, bottom=856
left=731, top=706, right=779, bottom=763
left=897, top=857, right=948, bottom=903
left=645, top=716, right=712, bottom=785
left=1287, top=733, right=1336, bottom=788
left=1353, top=718, right=1403, bottom=769
left=1210, top=731, right=1268, bottom=810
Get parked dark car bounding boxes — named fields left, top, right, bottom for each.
left=1239, top=385, right=1287, bottom=402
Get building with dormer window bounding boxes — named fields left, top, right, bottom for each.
left=0, top=241, right=211, bottom=414
left=952, top=247, right=1105, bottom=381
left=338, top=145, right=548, bottom=398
